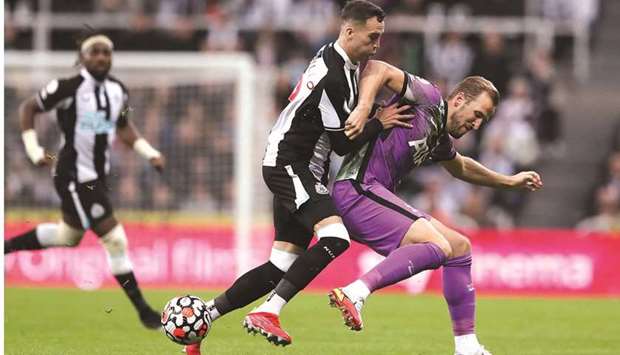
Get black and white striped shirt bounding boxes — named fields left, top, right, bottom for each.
left=263, top=41, right=383, bottom=182
left=36, top=68, right=129, bottom=183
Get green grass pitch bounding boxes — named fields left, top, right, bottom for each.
left=4, top=287, right=620, bottom=354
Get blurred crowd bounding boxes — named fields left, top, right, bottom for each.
left=5, top=0, right=602, bottom=227
left=578, top=124, right=620, bottom=233
left=5, top=83, right=237, bottom=214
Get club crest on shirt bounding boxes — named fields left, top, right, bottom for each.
left=315, top=182, right=329, bottom=195
left=81, top=93, right=93, bottom=102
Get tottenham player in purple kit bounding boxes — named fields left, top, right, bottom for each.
left=327, top=60, right=543, bottom=355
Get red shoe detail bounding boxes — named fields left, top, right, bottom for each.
left=328, top=288, right=363, bottom=331
left=183, top=343, right=201, bottom=355
left=242, top=312, right=292, bottom=346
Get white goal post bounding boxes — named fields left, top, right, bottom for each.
left=4, top=51, right=268, bottom=277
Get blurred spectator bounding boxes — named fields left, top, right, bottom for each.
left=478, top=136, right=514, bottom=176
left=117, top=174, right=141, bottom=208
left=409, top=168, right=459, bottom=225
left=586, top=150, right=620, bottom=217
left=234, top=0, right=292, bottom=29
left=179, top=183, right=218, bottom=213
left=292, top=0, right=338, bottom=51
left=472, top=31, right=512, bottom=94
left=458, top=187, right=514, bottom=229
left=155, top=0, right=206, bottom=25
left=426, top=32, right=474, bottom=89
left=541, top=0, right=600, bottom=26
left=577, top=185, right=620, bottom=232
left=254, top=28, right=277, bottom=66
left=151, top=180, right=176, bottom=210
left=51, top=0, right=94, bottom=12
left=481, top=76, right=540, bottom=170
left=96, top=0, right=130, bottom=13
left=202, top=10, right=241, bottom=52
left=603, top=151, right=620, bottom=192
left=390, top=0, right=425, bottom=15
left=524, top=47, right=564, bottom=156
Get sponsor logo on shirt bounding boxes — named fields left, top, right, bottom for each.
left=78, top=111, right=115, bottom=134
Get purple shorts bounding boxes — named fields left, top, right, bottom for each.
left=332, top=180, right=429, bottom=256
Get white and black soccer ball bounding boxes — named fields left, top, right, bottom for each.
left=161, top=295, right=212, bottom=345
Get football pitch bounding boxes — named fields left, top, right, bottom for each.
left=4, top=287, right=620, bottom=355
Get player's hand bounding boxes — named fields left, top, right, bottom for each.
left=344, top=105, right=372, bottom=139
left=35, top=151, right=56, bottom=167
left=510, top=171, right=543, bottom=191
left=150, top=155, right=165, bottom=173
left=376, top=103, right=414, bottom=130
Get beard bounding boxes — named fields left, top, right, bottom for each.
left=447, top=111, right=465, bottom=139
left=87, top=66, right=110, bottom=81
left=448, top=129, right=465, bottom=139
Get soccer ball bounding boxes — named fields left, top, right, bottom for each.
left=161, top=295, right=212, bottom=345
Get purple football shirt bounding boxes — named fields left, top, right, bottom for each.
left=336, top=72, right=456, bottom=191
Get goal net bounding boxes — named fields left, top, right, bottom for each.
left=4, top=51, right=273, bottom=279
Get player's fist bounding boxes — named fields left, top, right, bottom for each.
left=150, top=155, right=165, bottom=173
left=34, top=151, right=56, bottom=167
left=510, top=171, right=543, bottom=191
left=345, top=105, right=372, bottom=139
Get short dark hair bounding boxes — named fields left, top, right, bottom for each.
left=448, top=76, right=500, bottom=108
left=341, top=0, right=385, bottom=24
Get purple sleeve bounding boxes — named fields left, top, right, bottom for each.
left=402, top=72, right=442, bottom=106
left=430, top=132, right=456, bottom=162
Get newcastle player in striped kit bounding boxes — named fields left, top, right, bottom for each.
left=183, top=1, right=413, bottom=353
left=4, top=33, right=165, bottom=329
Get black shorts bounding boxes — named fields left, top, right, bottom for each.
left=53, top=177, right=114, bottom=230
left=263, top=164, right=339, bottom=248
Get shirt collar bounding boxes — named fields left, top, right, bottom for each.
left=334, top=41, right=359, bottom=70
left=80, top=67, right=105, bottom=84
left=440, top=99, right=448, bottom=132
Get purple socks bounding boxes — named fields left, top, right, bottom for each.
left=360, top=242, right=446, bottom=292
left=442, top=253, right=475, bottom=336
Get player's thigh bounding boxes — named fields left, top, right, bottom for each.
left=53, top=176, right=90, bottom=230
left=264, top=164, right=338, bottom=238
left=333, top=180, right=426, bottom=257
left=272, top=196, right=314, bottom=250
left=428, top=217, right=471, bottom=258
left=65, top=178, right=115, bottom=232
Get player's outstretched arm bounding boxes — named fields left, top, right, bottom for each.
left=329, top=103, right=413, bottom=156
left=116, top=119, right=165, bottom=172
left=441, top=153, right=543, bottom=191
left=345, top=60, right=406, bottom=139
left=19, top=96, right=54, bottom=166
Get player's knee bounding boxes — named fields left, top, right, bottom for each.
left=432, top=238, right=453, bottom=260
left=269, top=247, right=300, bottom=272
left=316, top=222, right=350, bottom=242
left=451, top=234, right=472, bottom=257
left=53, top=222, right=84, bottom=247
left=100, top=224, right=133, bottom=274
left=316, top=222, right=350, bottom=257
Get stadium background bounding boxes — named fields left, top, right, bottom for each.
left=4, top=0, right=620, bottom=354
